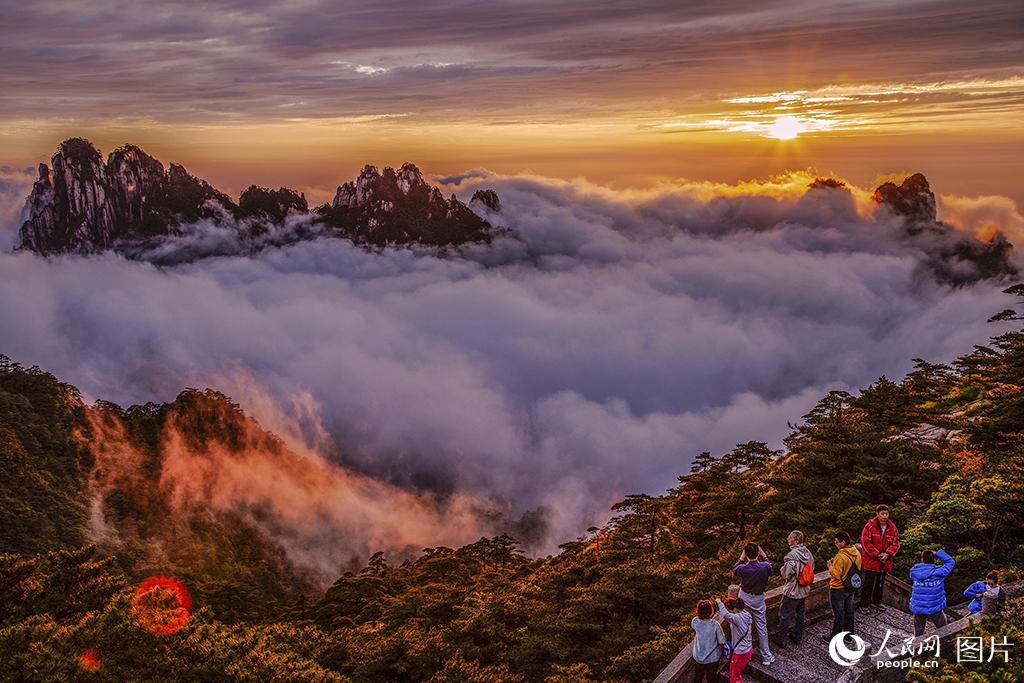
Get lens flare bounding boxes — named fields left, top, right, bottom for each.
left=131, top=576, right=192, bottom=636
left=79, top=650, right=101, bottom=671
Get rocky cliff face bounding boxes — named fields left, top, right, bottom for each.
left=19, top=138, right=239, bottom=253
left=106, top=145, right=166, bottom=233
left=19, top=139, right=119, bottom=253
left=470, top=189, right=501, bottom=212
left=317, top=162, right=493, bottom=246
left=870, top=173, right=1016, bottom=284
left=18, top=164, right=60, bottom=254
left=19, top=138, right=500, bottom=257
left=872, top=173, right=937, bottom=229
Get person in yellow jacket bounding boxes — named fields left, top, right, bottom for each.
left=826, top=531, right=862, bottom=641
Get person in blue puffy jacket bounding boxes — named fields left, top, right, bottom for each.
left=909, top=549, right=955, bottom=636
left=964, top=570, right=1006, bottom=615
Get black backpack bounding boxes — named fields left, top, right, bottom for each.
left=843, top=563, right=863, bottom=591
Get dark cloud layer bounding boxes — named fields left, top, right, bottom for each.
left=0, top=171, right=1019, bottom=552
left=2, top=0, right=1021, bottom=124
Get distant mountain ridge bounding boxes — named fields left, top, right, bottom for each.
left=813, top=173, right=1016, bottom=285
left=15, top=139, right=1017, bottom=286
left=18, top=138, right=501, bottom=256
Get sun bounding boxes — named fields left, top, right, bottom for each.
left=766, top=115, right=804, bottom=140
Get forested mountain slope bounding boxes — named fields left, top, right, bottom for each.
left=3, top=288, right=1024, bottom=681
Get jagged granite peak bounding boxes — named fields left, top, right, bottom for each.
left=18, top=164, right=59, bottom=254
left=19, top=137, right=120, bottom=253
left=19, top=139, right=500, bottom=256
left=106, top=144, right=166, bottom=231
left=869, top=173, right=1016, bottom=285
left=470, top=189, right=501, bottom=212
left=872, top=173, right=937, bottom=226
left=239, top=186, right=308, bottom=222
left=321, top=163, right=498, bottom=246
left=17, top=139, right=245, bottom=252
left=397, top=163, right=427, bottom=195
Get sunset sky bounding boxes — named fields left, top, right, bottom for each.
left=3, top=0, right=1024, bottom=552
left=2, top=0, right=1022, bottom=204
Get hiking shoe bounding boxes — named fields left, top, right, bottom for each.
left=762, top=653, right=776, bottom=666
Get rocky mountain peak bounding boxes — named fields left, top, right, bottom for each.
left=397, top=163, right=426, bottom=195
left=872, top=173, right=937, bottom=226
left=320, top=164, right=499, bottom=246
left=868, top=172, right=1017, bottom=285
left=19, top=137, right=118, bottom=253
left=238, top=186, right=308, bottom=222
left=106, top=145, right=165, bottom=229
left=20, top=138, right=501, bottom=257
left=17, top=139, right=241, bottom=252
left=807, top=178, right=847, bottom=191
left=56, top=137, right=104, bottom=179
left=470, top=189, right=501, bottom=212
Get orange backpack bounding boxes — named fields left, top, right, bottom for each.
left=798, top=561, right=815, bottom=587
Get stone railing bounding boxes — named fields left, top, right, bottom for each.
left=653, top=569, right=835, bottom=683
left=654, top=569, right=1014, bottom=683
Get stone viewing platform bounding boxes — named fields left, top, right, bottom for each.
left=653, top=571, right=1008, bottom=683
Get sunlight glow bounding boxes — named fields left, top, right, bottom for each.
left=766, top=116, right=804, bottom=140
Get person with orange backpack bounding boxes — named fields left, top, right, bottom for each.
left=773, top=530, right=814, bottom=648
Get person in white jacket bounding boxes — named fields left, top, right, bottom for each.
left=690, top=599, right=726, bottom=683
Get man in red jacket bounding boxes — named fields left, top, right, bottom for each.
left=860, top=504, right=900, bottom=610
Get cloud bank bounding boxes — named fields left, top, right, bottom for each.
left=3, top=1, right=1022, bottom=126
left=0, top=170, right=1020, bottom=558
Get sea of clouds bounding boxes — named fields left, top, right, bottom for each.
left=1, top=166, right=1021, bottom=563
